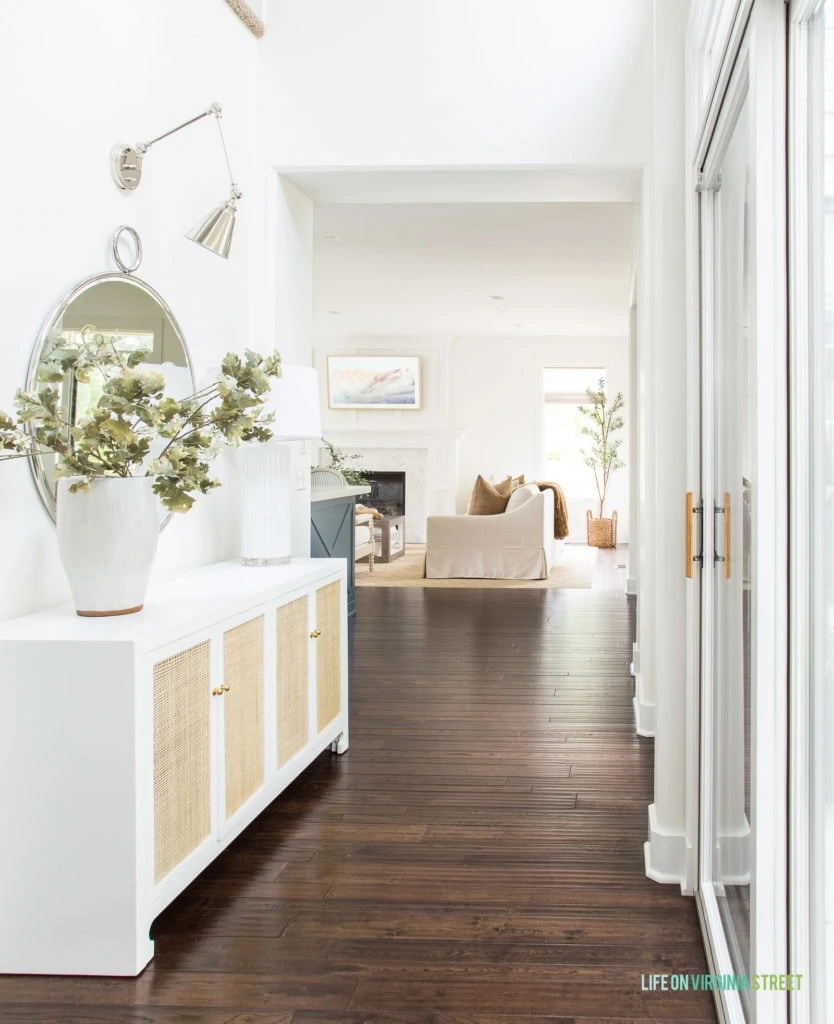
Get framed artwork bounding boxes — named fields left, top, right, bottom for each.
left=327, top=355, right=422, bottom=410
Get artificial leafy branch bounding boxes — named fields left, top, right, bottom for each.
left=0, top=325, right=282, bottom=513
left=320, top=438, right=368, bottom=487
left=578, top=377, right=625, bottom=519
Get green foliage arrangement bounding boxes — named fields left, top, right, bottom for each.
left=0, top=326, right=282, bottom=513
left=320, top=438, right=368, bottom=487
left=578, top=377, right=625, bottom=520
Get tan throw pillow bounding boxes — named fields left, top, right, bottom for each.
left=511, top=474, right=526, bottom=489
left=468, top=474, right=513, bottom=515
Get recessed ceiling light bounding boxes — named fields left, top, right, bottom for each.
left=490, top=295, right=504, bottom=300
left=327, top=310, right=340, bottom=315
left=514, top=323, right=524, bottom=328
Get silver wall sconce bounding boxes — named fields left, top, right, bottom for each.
left=110, top=103, right=242, bottom=259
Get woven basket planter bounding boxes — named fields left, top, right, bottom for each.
left=586, top=509, right=618, bottom=548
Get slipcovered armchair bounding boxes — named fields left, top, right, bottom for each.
left=425, top=485, right=555, bottom=579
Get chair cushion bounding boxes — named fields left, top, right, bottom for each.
left=505, top=482, right=540, bottom=513
left=468, top=474, right=513, bottom=515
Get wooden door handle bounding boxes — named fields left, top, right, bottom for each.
left=686, top=493, right=704, bottom=578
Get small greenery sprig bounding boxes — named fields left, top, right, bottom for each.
left=320, top=438, right=368, bottom=487
left=578, top=377, right=625, bottom=520
left=0, top=326, right=282, bottom=513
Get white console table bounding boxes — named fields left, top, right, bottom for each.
left=0, top=558, right=348, bottom=977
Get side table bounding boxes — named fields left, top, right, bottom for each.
left=374, top=514, right=405, bottom=563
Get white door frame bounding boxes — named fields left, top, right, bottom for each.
left=786, top=2, right=827, bottom=1022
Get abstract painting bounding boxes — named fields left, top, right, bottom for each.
left=327, top=356, right=421, bottom=410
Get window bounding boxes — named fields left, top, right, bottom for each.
left=55, top=328, right=156, bottom=424
left=542, top=367, right=605, bottom=496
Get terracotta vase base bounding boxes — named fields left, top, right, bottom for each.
left=76, top=604, right=144, bottom=618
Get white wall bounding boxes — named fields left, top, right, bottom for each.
left=0, top=0, right=313, bottom=620
left=451, top=336, right=630, bottom=542
left=261, top=0, right=653, bottom=168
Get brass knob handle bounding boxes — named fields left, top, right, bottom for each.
left=222, top=683, right=230, bottom=692
left=309, top=628, right=321, bottom=639
left=211, top=687, right=223, bottom=697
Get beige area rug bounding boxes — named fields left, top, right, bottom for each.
left=355, top=544, right=597, bottom=589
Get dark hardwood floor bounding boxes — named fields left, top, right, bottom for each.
left=0, top=584, right=715, bottom=1024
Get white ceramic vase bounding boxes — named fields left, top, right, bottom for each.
left=57, top=476, right=159, bottom=617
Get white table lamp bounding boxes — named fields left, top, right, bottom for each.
left=239, top=365, right=322, bottom=565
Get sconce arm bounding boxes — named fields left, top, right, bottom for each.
left=111, top=102, right=240, bottom=198
left=137, top=103, right=221, bottom=154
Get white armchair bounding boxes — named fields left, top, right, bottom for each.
left=425, top=485, right=555, bottom=579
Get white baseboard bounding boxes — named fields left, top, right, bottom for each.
left=644, top=803, right=688, bottom=887
left=633, top=669, right=655, bottom=737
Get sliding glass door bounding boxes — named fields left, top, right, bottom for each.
left=695, top=3, right=788, bottom=1022
left=698, top=63, right=755, bottom=1024
left=708, top=82, right=753, bottom=1000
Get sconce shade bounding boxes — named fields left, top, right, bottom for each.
left=265, top=365, right=323, bottom=441
left=186, top=201, right=237, bottom=259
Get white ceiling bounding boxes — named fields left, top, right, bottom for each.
left=312, top=202, right=637, bottom=340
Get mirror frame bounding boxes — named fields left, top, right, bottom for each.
left=26, top=271, right=196, bottom=528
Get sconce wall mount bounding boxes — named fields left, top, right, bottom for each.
left=110, top=103, right=242, bottom=259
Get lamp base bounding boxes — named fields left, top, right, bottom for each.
left=239, top=442, right=293, bottom=565
left=241, top=555, right=292, bottom=567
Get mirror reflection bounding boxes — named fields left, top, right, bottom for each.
left=29, top=275, right=193, bottom=523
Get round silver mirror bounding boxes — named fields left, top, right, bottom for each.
left=27, top=271, right=195, bottom=528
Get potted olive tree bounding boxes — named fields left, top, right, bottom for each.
left=578, top=377, right=625, bottom=549
left=0, top=326, right=282, bottom=615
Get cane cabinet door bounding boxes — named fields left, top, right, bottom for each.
left=276, top=593, right=310, bottom=769
left=220, top=614, right=266, bottom=830
left=151, top=639, right=213, bottom=887
left=314, top=580, right=342, bottom=733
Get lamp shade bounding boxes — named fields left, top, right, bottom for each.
left=186, top=201, right=237, bottom=259
left=266, top=365, right=323, bottom=441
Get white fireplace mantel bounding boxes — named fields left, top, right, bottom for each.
left=322, top=428, right=467, bottom=543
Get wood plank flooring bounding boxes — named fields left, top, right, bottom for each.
left=0, top=585, right=715, bottom=1024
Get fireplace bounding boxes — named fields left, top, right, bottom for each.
left=364, top=471, right=406, bottom=516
